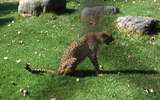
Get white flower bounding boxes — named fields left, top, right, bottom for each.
left=76, top=78, right=80, bottom=82
left=45, top=31, right=48, bottom=33
left=98, top=74, right=103, bottom=77
left=132, top=1, right=135, bottom=4
left=19, top=88, right=28, bottom=96
left=8, top=24, right=11, bottom=27
left=11, top=21, right=14, bottom=23
left=17, top=31, right=21, bottom=35
left=19, top=88, right=23, bottom=92
left=4, top=57, right=8, bottom=60
left=37, top=40, right=40, bottom=42
left=34, top=51, right=38, bottom=55
left=40, top=31, right=43, bottom=33
left=11, top=40, right=15, bottom=43
left=38, top=53, right=42, bottom=57
left=51, top=97, right=57, bottom=100
left=19, top=40, right=23, bottom=44
left=53, top=25, right=56, bottom=28
left=99, top=65, right=103, bottom=68
left=71, top=27, right=74, bottom=30
left=149, top=89, right=154, bottom=93
left=7, top=44, right=11, bottom=46
left=144, top=89, right=149, bottom=93
left=16, top=59, right=21, bottom=63
left=22, top=89, right=28, bottom=96
left=144, top=88, right=154, bottom=94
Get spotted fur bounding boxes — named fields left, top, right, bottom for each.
left=25, top=32, right=114, bottom=75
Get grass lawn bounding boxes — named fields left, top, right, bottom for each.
left=0, top=0, right=160, bottom=100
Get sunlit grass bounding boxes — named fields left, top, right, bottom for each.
left=0, top=0, right=160, bottom=100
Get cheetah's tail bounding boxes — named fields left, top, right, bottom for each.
left=25, top=63, right=56, bottom=75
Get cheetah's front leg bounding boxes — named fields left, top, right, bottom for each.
left=88, top=53, right=101, bottom=74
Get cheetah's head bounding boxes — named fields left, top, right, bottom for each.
left=96, top=32, right=114, bottom=44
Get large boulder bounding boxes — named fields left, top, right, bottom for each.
left=81, top=6, right=119, bottom=23
left=18, top=0, right=66, bottom=17
left=116, top=16, right=160, bottom=34
left=80, top=5, right=119, bottom=33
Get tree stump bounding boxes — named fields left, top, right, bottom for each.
left=116, top=16, right=160, bottom=34
left=18, top=0, right=66, bottom=17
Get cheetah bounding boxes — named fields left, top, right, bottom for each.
left=26, top=32, right=114, bottom=75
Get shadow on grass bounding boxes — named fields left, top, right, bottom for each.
left=0, top=17, right=14, bottom=26
left=0, top=2, right=18, bottom=17
left=102, top=38, right=160, bottom=96
left=68, top=69, right=159, bottom=77
left=31, top=76, right=84, bottom=100
left=33, top=37, right=160, bottom=99
left=54, top=8, right=77, bottom=15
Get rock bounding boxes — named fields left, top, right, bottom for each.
left=81, top=6, right=119, bottom=23
left=81, top=6, right=119, bottom=33
left=116, top=16, right=160, bottom=34
left=18, top=0, right=66, bottom=17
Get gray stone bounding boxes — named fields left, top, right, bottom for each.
left=116, top=16, right=160, bottom=34
left=18, top=0, right=66, bottom=17
left=81, top=6, right=119, bottom=23
left=80, top=6, right=119, bottom=33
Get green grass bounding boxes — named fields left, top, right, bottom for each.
left=0, top=0, right=160, bottom=100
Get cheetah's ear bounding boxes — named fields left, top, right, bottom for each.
left=102, top=33, right=109, bottom=39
